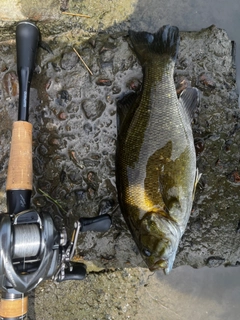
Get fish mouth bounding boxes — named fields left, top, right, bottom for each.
left=149, top=259, right=168, bottom=272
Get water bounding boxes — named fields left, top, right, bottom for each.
left=130, top=0, right=240, bottom=103
left=137, top=265, right=240, bottom=320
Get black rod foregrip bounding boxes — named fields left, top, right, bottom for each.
left=16, top=21, right=39, bottom=121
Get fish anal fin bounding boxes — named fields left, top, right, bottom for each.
left=179, top=87, right=200, bottom=122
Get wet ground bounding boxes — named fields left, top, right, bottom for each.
left=28, top=265, right=240, bottom=320
left=0, top=25, right=239, bottom=271
left=0, top=0, right=240, bottom=319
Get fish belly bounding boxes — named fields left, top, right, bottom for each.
left=117, top=64, right=196, bottom=237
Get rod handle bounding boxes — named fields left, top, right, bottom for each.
left=6, top=121, right=32, bottom=191
left=0, top=296, right=28, bottom=319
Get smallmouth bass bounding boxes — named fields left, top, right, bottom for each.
left=116, top=25, right=200, bottom=274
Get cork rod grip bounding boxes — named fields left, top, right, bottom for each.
left=6, top=121, right=33, bottom=191
left=0, top=296, right=28, bottom=318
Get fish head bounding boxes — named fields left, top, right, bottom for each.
left=138, top=212, right=180, bottom=274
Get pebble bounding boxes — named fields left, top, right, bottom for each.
left=198, top=72, right=216, bottom=88
left=96, top=78, right=112, bottom=86
left=2, top=71, right=18, bottom=97
left=126, top=78, right=141, bottom=92
left=61, top=51, right=79, bottom=70
left=81, top=99, right=106, bottom=121
left=58, top=112, right=68, bottom=120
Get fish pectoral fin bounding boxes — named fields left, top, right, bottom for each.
left=192, top=168, right=202, bottom=200
left=116, top=91, right=140, bottom=134
left=179, top=87, right=200, bottom=122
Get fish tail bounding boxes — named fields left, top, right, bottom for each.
left=129, top=25, right=180, bottom=63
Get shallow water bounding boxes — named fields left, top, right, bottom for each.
left=137, top=265, right=240, bottom=320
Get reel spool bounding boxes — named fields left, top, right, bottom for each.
left=0, top=209, right=60, bottom=294
left=13, top=224, right=41, bottom=260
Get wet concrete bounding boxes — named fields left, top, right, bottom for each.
left=0, top=0, right=240, bottom=319
left=27, top=265, right=240, bottom=320
left=0, top=25, right=239, bottom=271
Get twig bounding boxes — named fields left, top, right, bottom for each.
left=73, top=47, right=93, bottom=75
left=39, top=188, right=68, bottom=215
left=62, top=12, right=91, bottom=18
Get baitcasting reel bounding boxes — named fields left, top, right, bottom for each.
left=0, top=208, right=111, bottom=319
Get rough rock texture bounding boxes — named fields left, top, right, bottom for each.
left=0, top=25, right=239, bottom=274
left=174, top=26, right=240, bottom=268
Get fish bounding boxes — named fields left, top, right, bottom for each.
left=116, top=25, right=200, bottom=274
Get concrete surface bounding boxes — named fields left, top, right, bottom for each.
left=0, top=1, right=240, bottom=319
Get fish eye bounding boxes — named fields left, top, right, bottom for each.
left=142, top=248, right=152, bottom=257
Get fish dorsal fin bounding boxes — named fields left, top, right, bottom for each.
left=179, top=87, right=200, bottom=122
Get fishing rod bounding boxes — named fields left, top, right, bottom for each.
left=0, top=21, right=111, bottom=319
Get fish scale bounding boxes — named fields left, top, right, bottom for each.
left=116, top=25, right=199, bottom=273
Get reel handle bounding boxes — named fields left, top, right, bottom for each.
left=79, top=214, right=112, bottom=232
left=16, top=21, right=39, bottom=121
left=57, top=263, right=86, bottom=282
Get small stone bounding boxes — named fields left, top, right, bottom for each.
left=61, top=51, right=79, bottom=70
left=126, top=78, right=141, bottom=92
left=198, top=72, right=216, bottom=89
left=98, top=199, right=115, bottom=215
left=81, top=99, right=106, bottom=121
left=39, top=145, right=48, bottom=156
left=227, top=169, right=240, bottom=184
left=88, top=187, right=95, bottom=199
left=48, top=136, right=60, bottom=146
left=58, top=111, right=68, bottom=120
left=59, top=90, right=71, bottom=102
left=206, top=256, right=225, bottom=267
left=83, top=123, right=93, bottom=135
left=112, top=86, right=121, bottom=94
left=87, top=171, right=95, bottom=182
left=67, top=103, right=80, bottom=113
left=75, top=189, right=87, bottom=201
left=2, top=71, right=18, bottom=97
left=96, top=78, right=112, bottom=86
